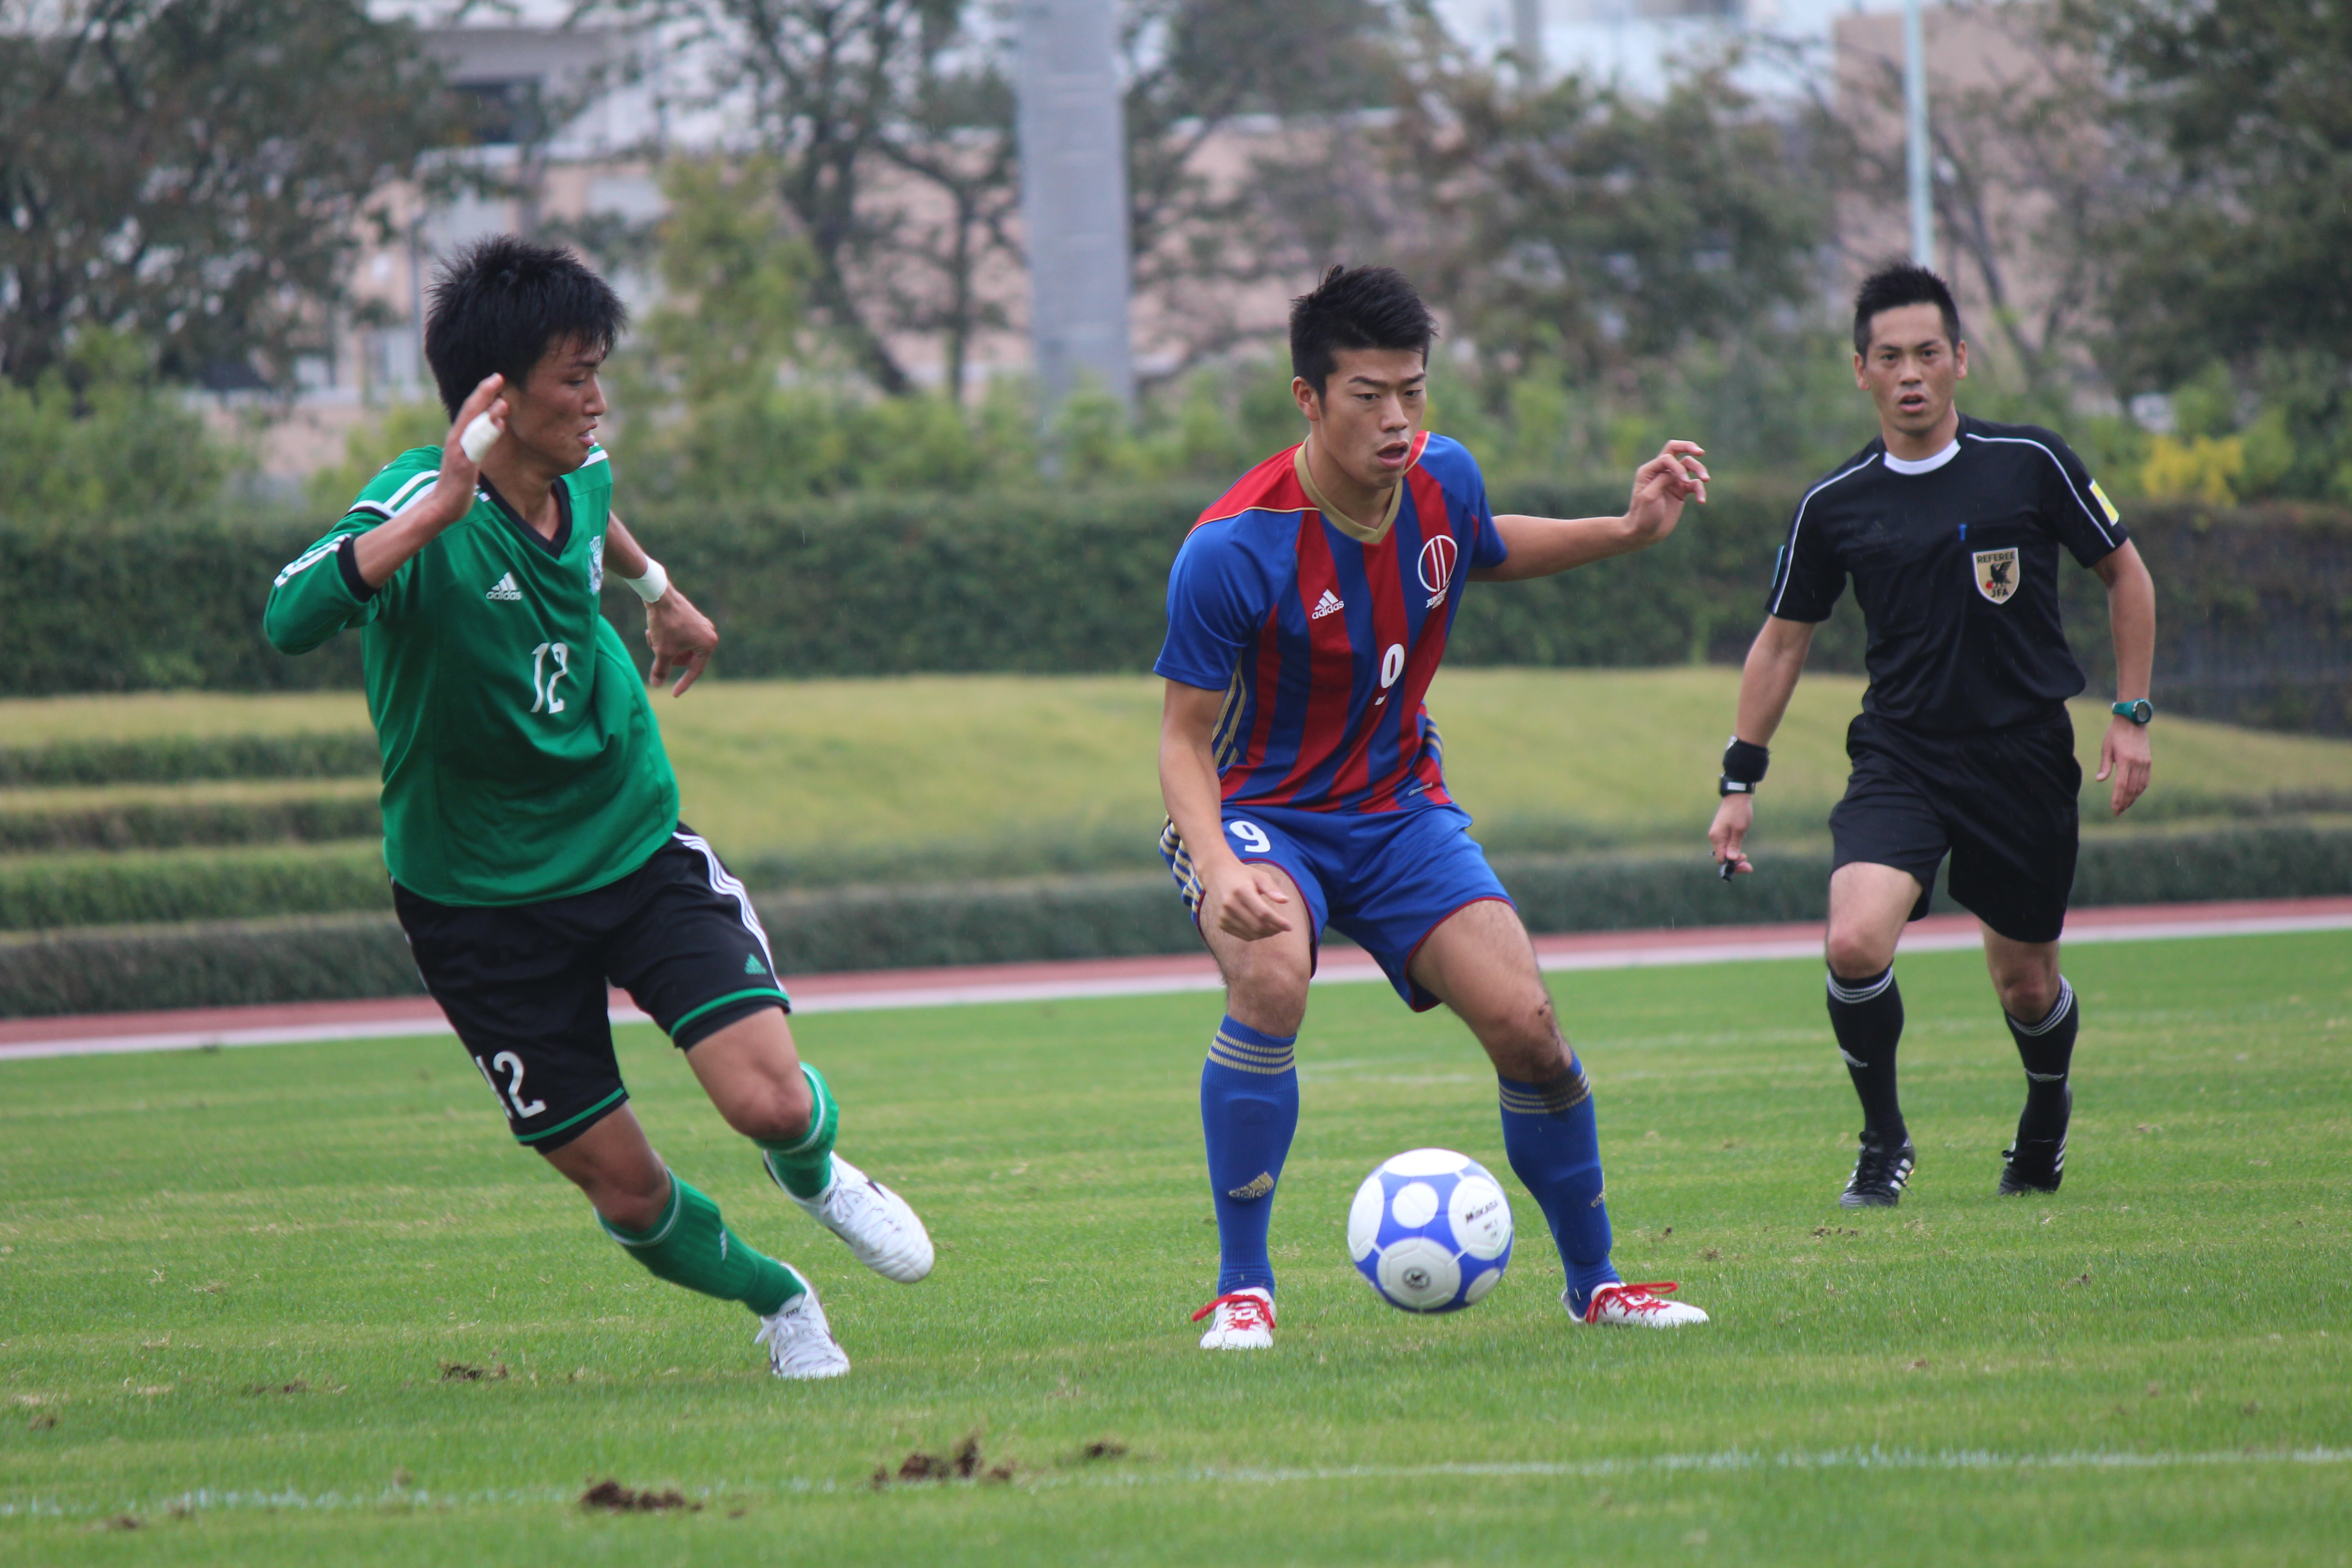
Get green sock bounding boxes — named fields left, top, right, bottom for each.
left=759, top=1063, right=839, bottom=1200
left=599, top=1173, right=804, bottom=1316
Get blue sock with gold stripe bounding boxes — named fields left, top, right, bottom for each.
left=1498, top=1058, right=1620, bottom=1312
left=1201, top=1017, right=1299, bottom=1296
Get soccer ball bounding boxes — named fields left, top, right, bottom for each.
left=1346, top=1147, right=1514, bottom=1313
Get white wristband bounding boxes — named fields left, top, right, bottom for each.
left=621, top=557, right=669, bottom=603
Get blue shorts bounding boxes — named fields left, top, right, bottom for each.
left=1159, top=801, right=1514, bottom=1012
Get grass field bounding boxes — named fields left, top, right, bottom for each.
left=8, top=671, right=2352, bottom=882
left=3, top=931, right=2347, bottom=1565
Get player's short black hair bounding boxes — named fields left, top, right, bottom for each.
left=423, top=235, right=627, bottom=417
left=1289, top=265, right=1438, bottom=398
left=1852, top=261, right=1961, bottom=355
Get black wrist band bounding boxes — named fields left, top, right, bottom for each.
left=1721, top=737, right=1769, bottom=786
left=1718, top=776, right=1754, bottom=797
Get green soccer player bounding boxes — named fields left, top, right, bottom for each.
left=264, top=236, right=930, bottom=1379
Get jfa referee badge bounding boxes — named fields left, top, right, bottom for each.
left=1971, top=546, right=2021, bottom=604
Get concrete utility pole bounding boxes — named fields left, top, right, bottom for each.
left=1902, top=0, right=1935, bottom=270
left=1512, top=0, right=1544, bottom=91
left=1015, top=0, right=1134, bottom=416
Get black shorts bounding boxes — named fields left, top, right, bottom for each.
left=394, top=823, right=789, bottom=1151
left=1828, top=710, right=2081, bottom=945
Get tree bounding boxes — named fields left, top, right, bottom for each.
left=1119, top=0, right=1401, bottom=376
left=612, top=0, right=1017, bottom=400
left=1392, top=54, right=1830, bottom=380
left=864, top=17, right=1017, bottom=402
left=0, top=0, right=458, bottom=389
left=1823, top=6, right=2119, bottom=398
left=2055, top=0, right=2352, bottom=391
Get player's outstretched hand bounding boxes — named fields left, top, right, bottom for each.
left=1626, top=440, right=1709, bottom=543
left=645, top=585, right=719, bottom=696
left=2097, top=713, right=2153, bottom=816
left=1204, top=862, right=1293, bottom=941
left=1708, top=792, right=1754, bottom=879
left=424, top=375, right=508, bottom=526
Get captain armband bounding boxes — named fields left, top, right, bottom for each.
left=1719, top=736, right=1769, bottom=797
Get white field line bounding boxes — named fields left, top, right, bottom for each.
left=3, top=1445, right=2345, bottom=1519
left=3, top=910, right=2347, bottom=1062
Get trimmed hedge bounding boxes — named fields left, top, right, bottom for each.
left=6, top=490, right=2344, bottom=732
left=0, top=914, right=423, bottom=1018
left=0, top=843, right=388, bottom=932
left=0, top=732, right=378, bottom=786
left=0, top=794, right=380, bottom=853
left=2096, top=504, right=2352, bottom=735
left=5, top=823, right=2343, bottom=1016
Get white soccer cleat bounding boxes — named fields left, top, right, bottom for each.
left=756, top=1286, right=850, bottom=1380
left=784, top=1154, right=935, bottom=1283
left=1191, top=1287, right=1275, bottom=1349
left=1565, top=1280, right=1710, bottom=1328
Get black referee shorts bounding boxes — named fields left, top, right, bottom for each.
left=394, top=823, right=790, bottom=1151
left=1828, top=710, right=2082, bottom=945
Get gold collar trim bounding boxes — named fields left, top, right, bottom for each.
left=1294, top=440, right=1407, bottom=544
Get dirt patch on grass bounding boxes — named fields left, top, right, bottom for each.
left=873, top=1434, right=1016, bottom=1488
left=243, top=1379, right=309, bottom=1395
left=579, top=1480, right=700, bottom=1513
left=437, top=1361, right=509, bottom=1382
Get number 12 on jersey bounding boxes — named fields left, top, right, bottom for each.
left=529, top=641, right=570, bottom=714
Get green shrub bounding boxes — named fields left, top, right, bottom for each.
left=0, top=795, right=380, bottom=853
left=0, top=914, right=421, bottom=1018
left=0, top=843, right=388, bottom=931
left=6, top=824, right=2339, bottom=1015
left=0, top=733, right=378, bottom=785
left=0, top=490, right=2343, bottom=734
left=0, top=334, right=244, bottom=522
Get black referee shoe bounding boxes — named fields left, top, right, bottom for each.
left=1839, top=1135, right=1916, bottom=1208
left=1998, top=1133, right=2067, bottom=1195
left=1999, top=1084, right=2071, bottom=1195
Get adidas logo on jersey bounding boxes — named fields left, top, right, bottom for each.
left=485, top=572, right=522, bottom=601
left=1310, top=588, right=1345, bottom=620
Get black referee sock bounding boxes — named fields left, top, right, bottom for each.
left=1828, top=966, right=1907, bottom=1147
left=2005, top=978, right=2078, bottom=1142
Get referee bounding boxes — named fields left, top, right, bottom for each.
left=1708, top=263, right=2156, bottom=1207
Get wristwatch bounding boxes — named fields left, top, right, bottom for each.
left=2112, top=698, right=2154, bottom=725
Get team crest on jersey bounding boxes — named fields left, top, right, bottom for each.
left=1971, top=547, right=2021, bottom=604
left=1418, top=534, right=1458, bottom=608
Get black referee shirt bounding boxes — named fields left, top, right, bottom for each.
left=1766, top=414, right=2128, bottom=734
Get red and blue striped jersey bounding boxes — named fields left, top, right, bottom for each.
left=1154, top=432, right=1509, bottom=814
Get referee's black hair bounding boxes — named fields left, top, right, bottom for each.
left=1853, top=261, right=1961, bottom=355
left=423, top=235, right=627, bottom=417
left=1290, top=265, right=1438, bottom=399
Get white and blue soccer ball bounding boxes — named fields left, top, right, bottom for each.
left=1347, top=1148, right=1514, bottom=1313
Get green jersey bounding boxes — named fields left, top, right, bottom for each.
left=263, top=444, right=679, bottom=906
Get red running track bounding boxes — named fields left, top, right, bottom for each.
left=2, top=896, right=2347, bottom=1062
